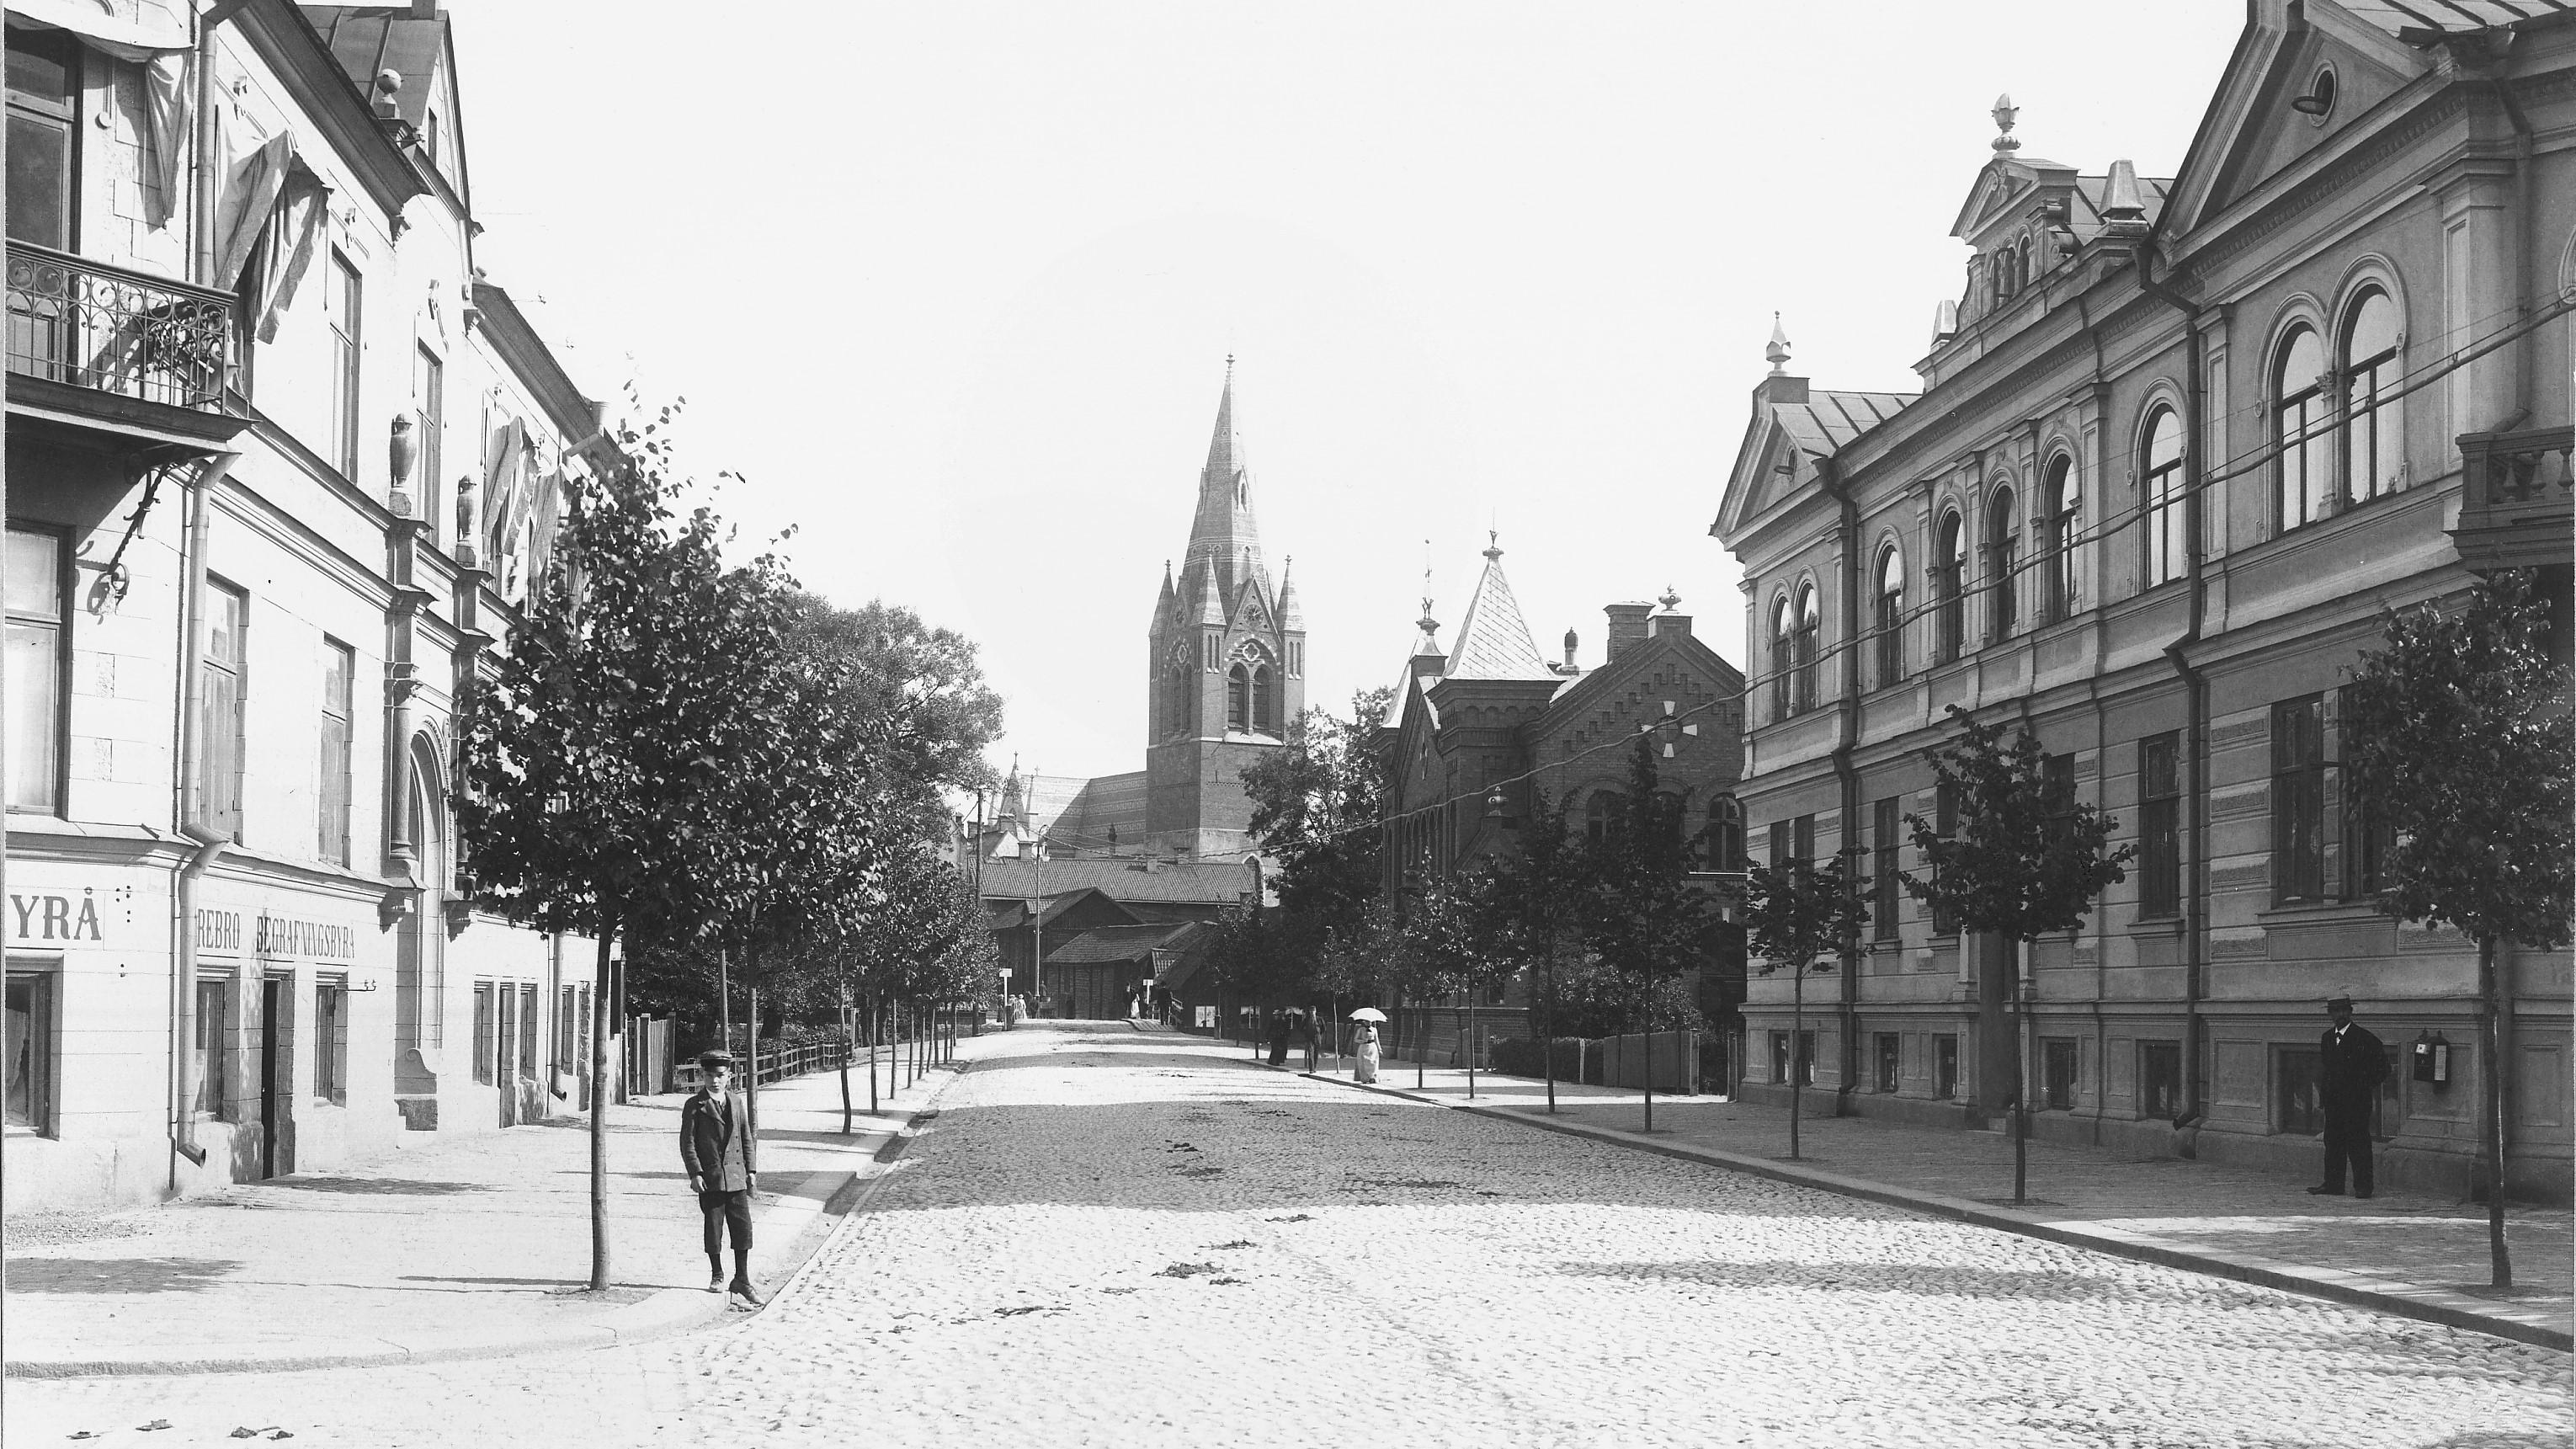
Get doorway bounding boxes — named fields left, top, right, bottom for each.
left=258, top=976, right=284, bottom=1179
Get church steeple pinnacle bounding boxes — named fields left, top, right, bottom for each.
left=1185, top=360, right=1264, bottom=607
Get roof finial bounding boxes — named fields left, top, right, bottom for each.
left=1765, top=313, right=1791, bottom=374
left=1991, top=93, right=2021, bottom=154
left=1484, top=528, right=1502, bottom=562
left=1659, top=585, right=1681, bottom=612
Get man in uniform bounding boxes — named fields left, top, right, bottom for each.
left=680, top=1049, right=763, bottom=1303
left=2310, top=994, right=2388, bottom=1199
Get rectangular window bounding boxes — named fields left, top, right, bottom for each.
left=413, top=344, right=443, bottom=531
left=2139, top=1039, right=2182, bottom=1121
left=519, top=983, right=538, bottom=1077
left=7, top=525, right=67, bottom=812
left=2042, top=1038, right=2078, bottom=1111
left=314, top=981, right=346, bottom=1105
left=199, top=580, right=247, bottom=841
left=2271, top=695, right=2324, bottom=905
left=2042, top=753, right=2076, bottom=850
left=1792, top=814, right=1815, bottom=869
left=5, top=966, right=55, bottom=1133
left=1795, top=1031, right=1816, bottom=1086
left=557, top=983, right=576, bottom=1069
left=1930, top=781, right=1960, bottom=936
left=2276, top=1046, right=2323, bottom=1134
left=1770, top=1030, right=1789, bottom=1084
left=327, top=251, right=362, bottom=479
left=1874, top=1032, right=1899, bottom=1094
left=1768, top=818, right=1791, bottom=868
left=1871, top=797, right=1899, bottom=940
left=1934, top=1034, right=1959, bottom=1100
left=195, top=978, right=228, bottom=1116
left=5, top=29, right=79, bottom=251
left=317, top=639, right=354, bottom=866
left=2139, top=732, right=2180, bottom=919
left=472, top=983, right=495, bottom=1085
left=497, top=983, right=518, bottom=1082
left=2339, top=694, right=2395, bottom=901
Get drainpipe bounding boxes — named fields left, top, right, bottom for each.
left=169, top=452, right=242, bottom=1178
left=2138, top=241, right=2209, bottom=1136
left=1821, top=457, right=1864, bottom=1115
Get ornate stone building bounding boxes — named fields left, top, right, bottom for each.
left=1712, top=0, right=2573, bottom=1196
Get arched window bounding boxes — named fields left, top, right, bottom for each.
left=1226, top=663, right=1250, bottom=733
left=1935, top=509, right=1966, bottom=663
left=1873, top=544, right=1904, bottom=688
left=2340, top=289, right=2402, bottom=507
left=1793, top=582, right=1820, bottom=713
left=1585, top=790, right=1626, bottom=845
left=1706, top=795, right=1744, bottom=871
left=1252, top=663, right=1278, bottom=735
left=2275, top=325, right=2330, bottom=530
left=1987, top=485, right=2018, bottom=642
left=1768, top=594, right=1793, bottom=723
left=2143, top=406, right=2185, bottom=586
left=2017, top=237, right=2032, bottom=292
left=2042, top=455, right=2076, bottom=622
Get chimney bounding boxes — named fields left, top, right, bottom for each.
left=1562, top=629, right=1579, bottom=671
left=1604, top=603, right=1653, bottom=663
left=412, top=0, right=439, bottom=16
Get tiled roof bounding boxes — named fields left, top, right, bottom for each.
left=301, top=8, right=444, bottom=126
left=1445, top=546, right=1557, bottom=681
left=1044, top=923, right=1190, bottom=966
left=977, top=857, right=1248, bottom=905
left=2343, top=0, right=2572, bottom=35
left=1773, top=391, right=1917, bottom=459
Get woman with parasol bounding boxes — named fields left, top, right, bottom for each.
left=1349, top=1007, right=1386, bottom=1084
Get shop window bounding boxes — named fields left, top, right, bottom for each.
left=314, top=980, right=347, bottom=1105
left=2042, top=1038, right=2078, bottom=1111
left=195, top=978, right=228, bottom=1117
left=1875, top=1033, right=1899, bottom=1094
left=472, top=983, right=495, bottom=1085
left=6, top=525, right=67, bottom=812
left=5, top=965, right=55, bottom=1133
left=2139, top=1039, right=2182, bottom=1121
left=1934, top=1035, right=1959, bottom=1100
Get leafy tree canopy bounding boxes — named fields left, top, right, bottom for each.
left=1902, top=708, right=2132, bottom=945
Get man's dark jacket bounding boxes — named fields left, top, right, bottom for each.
left=2318, top=1021, right=2388, bottom=1113
left=680, top=1088, right=757, bottom=1191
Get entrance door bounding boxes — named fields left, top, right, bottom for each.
left=258, top=977, right=283, bottom=1179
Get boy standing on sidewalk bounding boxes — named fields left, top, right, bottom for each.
left=681, top=1050, right=764, bottom=1303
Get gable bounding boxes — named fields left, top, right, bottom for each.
left=1535, top=630, right=1745, bottom=764
left=1712, top=411, right=1790, bottom=546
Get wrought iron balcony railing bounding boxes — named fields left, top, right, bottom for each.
left=6, top=241, right=233, bottom=412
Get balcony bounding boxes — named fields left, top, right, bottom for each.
left=5, top=241, right=245, bottom=450
left=2451, top=426, right=2573, bottom=572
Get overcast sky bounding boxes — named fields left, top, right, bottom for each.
left=451, top=2, right=2242, bottom=784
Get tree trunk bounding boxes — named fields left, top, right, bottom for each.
left=588, top=924, right=617, bottom=1292
left=2481, top=935, right=2514, bottom=1289
left=1542, top=951, right=1558, bottom=1114
left=1790, top=962, right=1805, bottom=1161
left=839, top=1012, right=854, bottom=1136
left=747, top=985, right=761, bottom=1142
left=867, top=994, right=878, bottom=1116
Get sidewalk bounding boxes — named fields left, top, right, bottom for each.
left=1241, top=1036, right=2573, bottom=1351
left=2, top=1044, right=969, bottom=1377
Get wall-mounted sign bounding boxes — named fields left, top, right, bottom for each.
left=8, top=885, right=130, bottom=946
left=195, top=904, right=358, bottom=962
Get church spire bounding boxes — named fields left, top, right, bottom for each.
left=1445, top=532, right=1555, bottom=680
left=1277, top=556, right=1304, bottom=631
left=1184, top=359, right=1264, bottom=609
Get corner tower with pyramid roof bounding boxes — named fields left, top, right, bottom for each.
left=1143, top=364, right=1307, bottom=860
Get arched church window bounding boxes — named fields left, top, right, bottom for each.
left=1253, top=664, right=1278, bottom=735
left=1227, top=663, right=1250, bottom=733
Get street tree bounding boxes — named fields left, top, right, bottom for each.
left=2342, top=569, right=2573, bottom=1290
left=456, top=409, right=802, bottom=1292
left=1573, top=738, right=1723, bottom=1128
left=1392, top=864, right=1522, bottom=1096
left=1239, top=689, right=1395, bottom=930
left=1743, top=850, right=1870, bottom=1160
left=785, top=594, right=1003, bottom=841
left=1902, top=707, right=2132, bottom=1204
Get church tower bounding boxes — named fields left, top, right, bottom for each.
left=1144, top=363, right=1307, bottom=860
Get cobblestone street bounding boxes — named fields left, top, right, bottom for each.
left=9, top=1024, right=2570, bottom=1448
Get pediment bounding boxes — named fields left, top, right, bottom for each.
left=2159, top=8, right=2426, bottom=240
left=1712, top=413, right=1803, bottom=546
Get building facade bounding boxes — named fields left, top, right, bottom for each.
left=1380, top=541, right=1749, bottom=1056
left=1712, top=0, right=2573, bottom=1196
left=6, top=0, right=607, bottom=1212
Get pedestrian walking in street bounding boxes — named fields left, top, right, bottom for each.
left=680, top=1049, right=764, bottom=1304
left=1267, top=1011, right=1291, bottom=1067
left=2310, top=995, right=2389, bottom=1199
left=1354, top=1021, right=1381, bottom=1084
left=1296, top=1010, right=1317, bottom=1071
